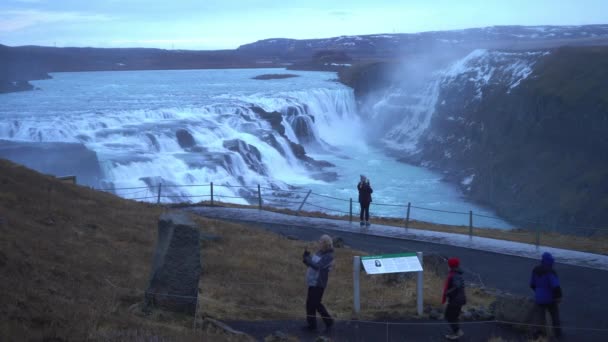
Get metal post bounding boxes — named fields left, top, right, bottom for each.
left=349, top=198, right=353, bottom=222
left=258, top=184, right=262, bottom=209
left=416, top=252, right=423, bottom=316
left=210, top=182, right=214, bottom=206
left=353, top=256, right=361, bottom=316
left=469, top=210, right=473, bottom=238
left=157, top=183, right=162, bottom=204
left=297, top=190, right=312, bottom=215
left=405, top=202, right=411, bottom=228
left=47, top=183, right=52, bottom=213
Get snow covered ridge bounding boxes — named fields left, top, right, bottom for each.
left=238, top=25, right=608, bottom=51
left=373, top=49, right=550, bottom=152
left=441, top=49, right=549, bottom=99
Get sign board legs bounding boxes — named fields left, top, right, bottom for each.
left=417, top=252, right=423, bottom=316
left=353, top=256, right=361, bottom=316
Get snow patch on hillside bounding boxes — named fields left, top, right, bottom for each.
left=442, top=49, right=549, bottom=99
left=378, top=49, right=549, bottom=152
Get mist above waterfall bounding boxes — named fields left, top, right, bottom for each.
left=358, top=49, right=549, bottom=154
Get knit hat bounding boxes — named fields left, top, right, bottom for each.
left=541, top=252, right=554, bottom=266
left=447, top=257, right=460, bottom=268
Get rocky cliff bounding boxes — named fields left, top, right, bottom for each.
left=347, top=46, right=608, bottom=232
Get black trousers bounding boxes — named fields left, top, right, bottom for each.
left=445, top=303, right=462, bottom=333
left=535, top=303, right=562, bottom=337
left=306, top=286, right=333, bottom=328
left=359, top=202, right=370, bottom=221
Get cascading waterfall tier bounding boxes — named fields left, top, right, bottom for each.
left=0, top=69, right=363, bottom=204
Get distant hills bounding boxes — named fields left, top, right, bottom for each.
left=3, top=24, right=608, bottom=93
left=237, top=24, right=608, bottom=58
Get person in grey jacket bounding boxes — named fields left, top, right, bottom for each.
left=302, top=234, right=335, bottom=332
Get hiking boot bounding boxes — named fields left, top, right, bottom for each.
left=445, top=329, right=464, bottom=340
left=365, top=220, right=370, bottom=227
left=360, top=221, right=365, bottom=227
left=323, top=318, right=334, bottom=333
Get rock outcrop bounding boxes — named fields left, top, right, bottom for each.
left=145, top=212, right=201, bottom=315
left=0, top=140, right=102, bottom=188
left=223, top=139, right=267, bottom=175
left=345, top=46, right=608, bottom=232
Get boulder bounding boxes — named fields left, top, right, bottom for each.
left=283, top=104, right=310, bottom=117
left=490, top=293, right=536, bottom=332
left=145, top=133, right=161, bottom=152
left=223, top=139, right=267, bottom=175
left=291, top=115, right=316, bottom=144
left=0, top=80, right=34, bottom=94
left=251, top=106, right=285, bottom=136
left=0, top=140, right=103, bottom=188
left=145, top=212, right=201, bottom=315
left=176, top=129, right=196, bottom=149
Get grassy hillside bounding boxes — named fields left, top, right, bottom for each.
left=0, top=159, right=496, bottom=341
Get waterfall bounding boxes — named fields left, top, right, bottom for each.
left=0, top=69, right=364, bottom=203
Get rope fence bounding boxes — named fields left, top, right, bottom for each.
left=94, top=181, right=608, bottom=248
left=410, top=205, right=469, bottom=215
left=102, top=278, right=608, bottom=336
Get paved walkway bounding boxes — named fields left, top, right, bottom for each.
left=227, top=319, right=522, bottom=342
left=187, top=206, right=608, bottom=271
left=187, top=206, right=608, bottom=341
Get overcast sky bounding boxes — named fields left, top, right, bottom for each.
left=1, top=0, right=608, bottom=50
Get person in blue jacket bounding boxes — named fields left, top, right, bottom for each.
left=530, top=252, right=563, bottom=338
left=302, top=234, right=335, bottom=333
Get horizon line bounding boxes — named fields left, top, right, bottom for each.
left=3, top=22, right=608, bottom=51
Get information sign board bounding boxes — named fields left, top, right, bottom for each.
left=361, top=252, right=423, bottom=274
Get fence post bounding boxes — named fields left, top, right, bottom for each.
left=157, top=183, right=162, bottom=204
left=257, top=184, right=262, bottom=209
left=349, top=198, right=353, bottom=222
left=416, top=252, right=423, bottom=316
left=47, top=183, right=52, bottom=214
left=405, top=202, right=411, bottom=229
left=210, top=182, right=214, bottom=206
left=297, top=190, right=312, bottom=215
left=469, top=210, right=473, bottom=238
left=353, top=256, right=361, bottom=316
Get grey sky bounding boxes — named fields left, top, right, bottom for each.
left=1, top=0, right=607, bottom=49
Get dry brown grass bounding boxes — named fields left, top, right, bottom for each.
left=182, top=200, right=608, bottom=255
left=196, top=217, right=495, bottom=322
left=0, top=160, right=230, bottom=341
left=0, top=159, right=494, bottom=341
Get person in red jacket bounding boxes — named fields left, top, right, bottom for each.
left=442, top=257, right=466, bottom=340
